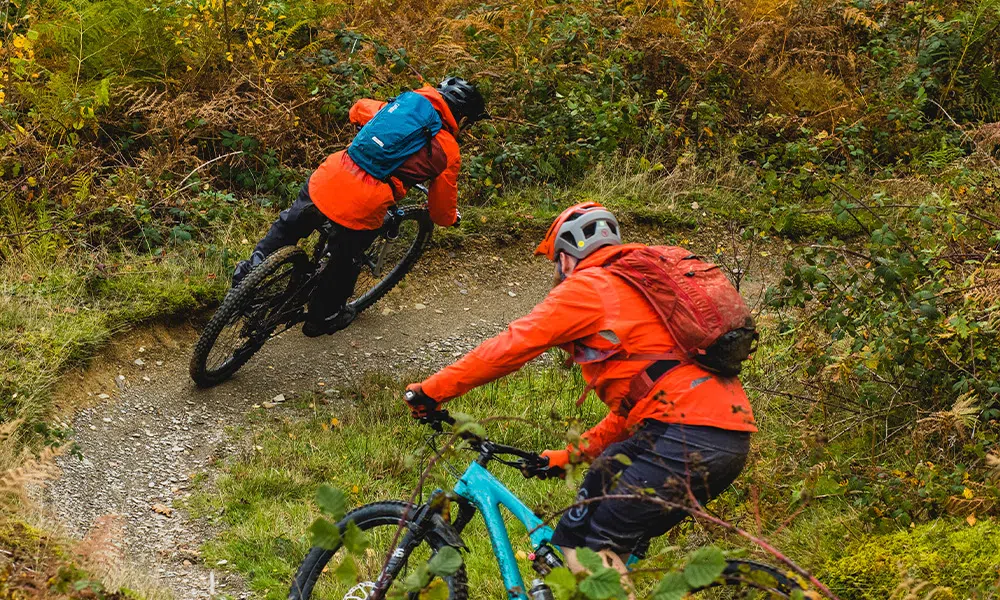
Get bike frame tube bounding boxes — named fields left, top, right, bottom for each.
left=452, top=462, right=554, bottom=600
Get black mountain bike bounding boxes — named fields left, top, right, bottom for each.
left=288, top=411, right=808, bottom=600
left=190, top=202, right=433, bottom=387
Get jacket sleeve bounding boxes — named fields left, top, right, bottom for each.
left=578, top=412, right=629, bottom=459
left=349, top=99, right=386, bottom=127
left=426, top=131, right=460, bottom=227
left=421, top=275, right=608, bottom=402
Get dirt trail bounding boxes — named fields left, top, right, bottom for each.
left=40, top=245, right=552, bottom=599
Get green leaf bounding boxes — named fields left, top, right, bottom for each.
left=308, top=517, right=340, bottom=550
left=95, top=78, right=111, bottom=107
left=611, top=453, right=632, bottom=467
left=26, top=29, right=39, bottom=40
left=335, top=555, right=358, bottom=586
left=578, top=568, right=625, bottom=600
left=402, top=563, right=431, bottom=592
left=575, top=547, right=605, bottom=573
left=545, top=567, right=578, bottom=600
left=317, top=485, right=347, bottom=521
left=420, top=579, right=450, bottom=600
left=343, top=520, right=370, bottom=554
left=684, top=546, right=727, bottom=588
left=453, top=412, right=487, bottom=437
left=427, top=546, right=463, bottom=577
left=653, top=572, right=689, bottom=600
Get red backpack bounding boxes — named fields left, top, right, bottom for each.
left=607, top=246, right=757, bottom=376
left=572, top=246, right=758, bottom=410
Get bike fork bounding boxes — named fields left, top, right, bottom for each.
left=368, top=499, right=438, bottom=600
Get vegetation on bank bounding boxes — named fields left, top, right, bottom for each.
left=2, top=0, right=1000, bottom=597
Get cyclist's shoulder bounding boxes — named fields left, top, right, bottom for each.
left=543, top=269, right=618, bottom=311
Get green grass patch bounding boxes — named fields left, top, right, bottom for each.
left=188, top=366, right=612, bottom=599
left=1, top=245, right=234, bottom=448
left=821, top=518, right=1000, bottom=598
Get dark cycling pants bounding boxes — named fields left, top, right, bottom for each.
left=550, top=420, right=750, bottom=556
left=253, top=181, right=379, bottom=322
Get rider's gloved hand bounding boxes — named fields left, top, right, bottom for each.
left=452, top=211, right=462, bottom=228
left=541, top=449, right=571, bottom=468
left=404, top=383, right=440, bottom=419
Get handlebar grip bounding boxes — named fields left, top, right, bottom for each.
left=421, top=409, right=455, bottom=431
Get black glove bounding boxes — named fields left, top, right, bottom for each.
left=519, top=454, right=566, bottom=480
left=452, top=211, right=462, bottom=228
left=404, top=384, right=440, bottom=419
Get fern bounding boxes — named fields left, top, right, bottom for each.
left=71, top=172, right=93, bottom=206
left=0, top=445, right=60, bottom=504
left=843, top=6, right=881, bottom=31
left=890, top=576, right=955, bottom=599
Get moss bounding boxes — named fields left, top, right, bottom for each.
left=0, top=519, right=50, bottom=555
left=822, top=519, right=1000, bottom=598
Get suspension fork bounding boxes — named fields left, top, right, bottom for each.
left=369, top=493, right=444, bottom=600
left=451, top=498, right=477, bottom=535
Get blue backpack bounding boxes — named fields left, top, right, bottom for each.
left=347, top=91, right=443, bottom=181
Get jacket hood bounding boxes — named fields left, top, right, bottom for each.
left=575, top=243, right=645, bottom=271
left=415, top=86, right=459, bottom=135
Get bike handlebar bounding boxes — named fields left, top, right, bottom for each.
left=421, top=410, right=565, bottom=480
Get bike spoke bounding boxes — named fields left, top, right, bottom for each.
left=204, top=262, right=300, bottom=373
left=350, top=218, right=419, bottom=304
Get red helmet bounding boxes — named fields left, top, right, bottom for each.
left=534, top=202, right=622, bottom=261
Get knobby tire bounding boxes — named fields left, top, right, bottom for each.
left=689, top=559, right=805, bottom=597
left=190, top=246, right=309, bottom=387
left=288, top=501, right=468, bottom=600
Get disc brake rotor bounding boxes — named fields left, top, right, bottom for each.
left=342, top=581, right=376, bottom=600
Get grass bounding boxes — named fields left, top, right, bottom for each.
left=0, top=248, right=227, bottom=460
left=0, top=200, right=276, bottom=464
left=186, top=365, right=602, bottom=599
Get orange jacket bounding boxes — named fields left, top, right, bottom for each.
left=421, top=244, right=757, bottom=458
left=308, top=86, right=460, bottom=230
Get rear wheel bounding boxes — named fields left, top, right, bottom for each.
left=190, top=246, right=310, bottom=387
left=289, top=501, right=467, bottom=600
left=348, top=206, right=433, bottom=315
left=687, top=559, right=806, bottom=598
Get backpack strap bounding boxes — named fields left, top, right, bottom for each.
left=574, top=350, right=688, bottom=407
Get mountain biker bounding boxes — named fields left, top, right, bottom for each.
left=404, top=203, right=757, bottom=578
left=231, top=77, right=489, bottom=337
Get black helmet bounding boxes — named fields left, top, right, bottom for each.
left=435, top=77, right=490, bottom=125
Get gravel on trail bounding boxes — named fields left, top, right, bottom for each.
left=39, top=246, right=551, bottom=599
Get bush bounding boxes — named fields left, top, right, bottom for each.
left=822, top=519, right=1000, bottom=598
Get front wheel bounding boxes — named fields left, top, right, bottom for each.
left=348, top=206, right=433, bottom=315
left=289, top=501, right=468, bottom=600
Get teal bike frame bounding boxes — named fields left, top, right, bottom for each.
left=451, top=461, right=555, bottom=599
